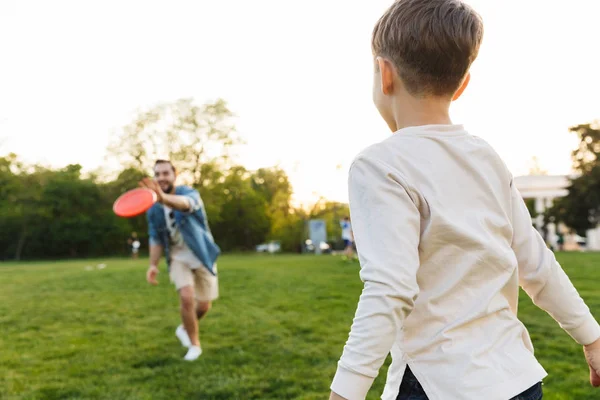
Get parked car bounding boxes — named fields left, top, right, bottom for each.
left=303, top=239, right=331, bottom=254
left=255, top=241, right=281, bottom=254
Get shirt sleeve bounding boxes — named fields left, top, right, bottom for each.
left=180, top=188, right=202, bottom=215
left=331, top=155, right=421, bottom=400
left=147, top=210, right=161, bottom=247
left=510, top=181, right=600, bottom=345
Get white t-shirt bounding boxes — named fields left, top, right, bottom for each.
left=163, top=205, right=203, bottom=268
left=331, top=124, right=600, bottom=400
left=163, top=205, right=184, bottom=247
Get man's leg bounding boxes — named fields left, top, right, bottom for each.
left=190, top=266, right=219, bottom=347
left=349, top=243, right=356, bottom=260
left=343, top=241, right=354, bottom=259
left=179, top=286, right=200, bottom=347
left=342, top=240, right=349, bottom=259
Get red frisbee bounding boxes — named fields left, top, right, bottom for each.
left=113, top=188, right=158, bottom=218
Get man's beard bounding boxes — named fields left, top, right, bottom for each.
left=161, top=183, right=174, bottom=193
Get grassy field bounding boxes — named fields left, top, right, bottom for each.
left=1, top=253, right=599, bottom=399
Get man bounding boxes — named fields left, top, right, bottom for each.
left=340, top=217, right=355, bottom=260
left=141, top=160, right=220, bottom=361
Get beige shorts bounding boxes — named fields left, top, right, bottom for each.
left=169, top=260, right=219, bottom=302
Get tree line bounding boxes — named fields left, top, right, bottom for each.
left=2, top=97, right=597, bottom=260
left=0, top=99, right=349, bottom=261
left=549, top=121, right=600, bottom=235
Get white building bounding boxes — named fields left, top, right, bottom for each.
left=513, top=174, right=600, bottom=251
left=513, top=175, right=570, bottom=230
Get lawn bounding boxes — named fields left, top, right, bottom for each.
left=1, top=253, right=599, bottom=399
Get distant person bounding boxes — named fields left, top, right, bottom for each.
left=128, top=232, right=140, bottom=259
left=329, top=1, right=600, bottom=400
left=340, top=217, right=355, bottom=260
left=141, top=160, right=220, bottom=362
left=557, top=232, right=565, bottom=251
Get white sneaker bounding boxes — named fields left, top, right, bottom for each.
left=183, top=345, right=202, bottom=361
left=175, top=325, right=192, bottom=348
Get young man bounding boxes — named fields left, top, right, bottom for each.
left=340, top=217, right=355, bottom=260
left=330, top=1, right=600, bottom=399
left=141, top=160, right=220, bottom=361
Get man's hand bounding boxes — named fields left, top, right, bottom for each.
left=584, top=338, right=600, bottom=387
left=139, top=177, right=164, bottom=203
left=146, top=265, right=159, bottom=285
left=329, top=392, right=347, bottom=400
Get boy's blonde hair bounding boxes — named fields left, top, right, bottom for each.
left=372, top=0, right=484, bottom=97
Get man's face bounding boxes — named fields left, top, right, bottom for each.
left=154, top=163, right=176, bottom=193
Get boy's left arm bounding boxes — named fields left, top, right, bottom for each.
left=330, top=155, right=421, bottom=400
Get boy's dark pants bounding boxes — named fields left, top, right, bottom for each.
left=396, top=365, right=543, bottom=400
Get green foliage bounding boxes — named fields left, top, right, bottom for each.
left=549, top=122, right=600, bottom=233
left=0, top=153, right=319, bottom=258
left=1, top=98, right=349, bottom=259
left=269, top=208, right=306, bottom=252
left=0, top=157, right=137, bottom=260
left=205, top=167, right=271, bottom=251
left=107, top=98, right=241, bottom=186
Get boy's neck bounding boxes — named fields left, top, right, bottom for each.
left=390, top=95, right=452, bottom=132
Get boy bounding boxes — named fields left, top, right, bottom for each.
left=329, top=1, right=600, bottom=399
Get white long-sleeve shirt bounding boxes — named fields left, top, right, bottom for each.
left=331, top=124, right=600, bottom=400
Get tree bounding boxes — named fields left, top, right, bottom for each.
left=206, top=166, right=270, bottom=251
left=528, top=156, right=548, bottom=176
left=549, top=121, right=600, bottom=234
left=251, top=167, right=293, bottom=206
left=0, top=157, right=139, bottom=260
left=107, top=98, right=241, bottom=185
left=268, top=208, right=305, bottom=252
left=0, top=155, right=50, bottom=260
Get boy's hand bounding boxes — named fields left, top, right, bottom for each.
left=329, top=392, right=347, bottom=400
left=584, top=338, right=600, bottom=387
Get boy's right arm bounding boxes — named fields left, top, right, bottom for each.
left=510, top=182, right=600, bottom=385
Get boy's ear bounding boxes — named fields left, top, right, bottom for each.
left=452, top=72, right=470, bottom=101
left=376, top=56, right=395, bottom=96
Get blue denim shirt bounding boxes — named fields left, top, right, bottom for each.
left=147, top=185, right=220, bottom=275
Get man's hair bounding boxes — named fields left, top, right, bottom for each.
left=372, top=0, right=483, bottom=97
left=154, top=159, right=176, bottom=173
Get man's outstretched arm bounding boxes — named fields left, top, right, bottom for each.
left=139, top=178, right=192, bottom=212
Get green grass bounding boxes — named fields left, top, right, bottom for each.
left=1, top=253, right=599, bottom=399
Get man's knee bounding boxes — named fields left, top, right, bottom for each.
left=179, top=286, right=195, bottom=310
left=196, top=301, right=212, bottom=317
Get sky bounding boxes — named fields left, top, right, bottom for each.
left=1, top=0, right=599, bottom=205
